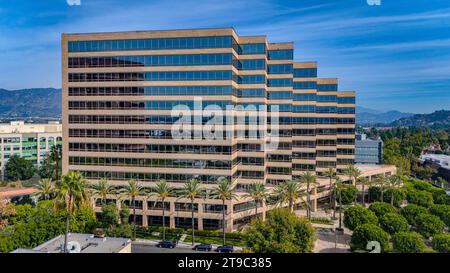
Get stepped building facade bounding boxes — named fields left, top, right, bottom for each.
left=61, top=28, right=386, bottom=231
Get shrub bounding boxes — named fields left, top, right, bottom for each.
left=432, top=234, right=450, bottom=253
left=384, top=188, right=406, bottom=207
left=368, top=186, right=382, bottom=202
left=243, top=208, right=316, bottom=253
left=429, top=204, right=450, bottom=227
left=336, top=185, right=358, bottom=205
left=414, top=213, right=445, bottom=238
left=392, top=232, right=425, bottom=253
left=379, top=213, right=409, bottom=234
left=400, top=204, right=428, bottom=226
left=369, top=202, right=397, bottom=218
left=344, top=206, right=378, bottom=231
left=406, top=190, right=434, bottom=208
left=350, top=224, right=390, bottom=252
left=434, top=193, right=450, bottom=205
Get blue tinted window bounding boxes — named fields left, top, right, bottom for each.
left=268, top=104, right=292, bottom=112
left=239, top=75, right=266, bottom=84
left=316, top=106, right=337, bottom=113
left=268, top=50, right=293, bottom=60
left=294, top=68, right=317, bottom=78
left=293, top=105, right=316, bottom=113
left=268, top=78, right=293, bottom=87
left=317, top=95, right=336, bottom=102
left=268, top=64, right=293, bottom=74
left=240, top=59, right=266, bottom=70
left=238, top=43, right=266, bottom=55
left=267, top=91, right=292, bottom=99
left=293, top=94, right=316, bottom=101
left=68, top=71, right=234, bottom=82
left=238, top=89, right=265, bottom=98
left=317, top=84, right=338, bottom=91
left=338, top=97, right=355, bottom=104
left=145, top=100, right=233, bottom=110
left=294, top=81, right=317, bottom=90
left=337, top=107, right=355, bottom=114
left=68, top=36, right=233, bottom=52
left=143, top=86, right=234, bottom=96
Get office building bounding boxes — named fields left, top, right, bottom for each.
left=62, top=28, right=392, bottom=231
left=0, top=121, right=62, bottom=178
left=355, top=133, right=383, bottom=165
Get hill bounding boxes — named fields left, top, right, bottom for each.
left=356, top=106, right=413, bottom=125
left=0, top=88, right=61, bottom=121
left=389, top=110, right=450, bottom=128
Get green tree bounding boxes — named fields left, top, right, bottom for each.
left=299, top=171, right=318, bottom=219
left=350, top=223, right=390, bottom=252
left=120, top=179, right=146, bottom=240
left=210, top=178, right=237, bottom=246
left=406, top=189, right=434, bottom=208
left=429, top=204, right=450, bottom=227
left=357, top=177, right=370, bottom=207
left=100, top=203, right=120, bottom=228
left=49, top=144, right=62, bottom=182
left=54, top=171, right=90, bottom=253
left=374, top=174, right=387, bottom=202
left=432, top=234, right=450, bottom=253
left=386, top=175, right=402, bottom=206
left=369, top=202, right=397, bottom=218
left=392, top=232, right=425, bottom=253
left=400, top=204, right=428, bottom=226
left=243, top=182, right=268, bottom=218
left=178, top=179, right=202, bottom=246
left=340, top=185, right=358, bottom=205
left=343, top=165, right=362, bottom=186
left=36, top=178, right=54, bottom=200
left=273, top=180, right=304, bottom=213
left=335, top=178, right=346, bottom=229
left=243, top=208, right=315, bottom=253
left=379, top=213, right=409, bottom=234
left=344, top=206, right=378, bottom=231
left=323, top=168, right=336, bottom=210
left=4, top=155, right=35, bottom=181
left=119, top=204, right=130, bottom=225
left=414, top=213, right=445, bottom=238
left=90, top=178, right=115, bottom=205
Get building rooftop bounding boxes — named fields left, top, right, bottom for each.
left=420, top=154, right=450, bottom=170
left=0, top=188, right=38, bottom=199
left=12, top=233, right=131, bottom=253
left=0, top=121, right=61, bottom=134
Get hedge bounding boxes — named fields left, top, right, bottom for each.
left=392, top=232, right=425, bottom=253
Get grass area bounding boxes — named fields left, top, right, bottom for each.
left=311, top=217, right=334, bottom=225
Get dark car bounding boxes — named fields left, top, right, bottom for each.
left=156, top=240, right=177, bottom=249
left=193, top=243, right=212, bottom=252
left=216, top=245, right=234, bottom=253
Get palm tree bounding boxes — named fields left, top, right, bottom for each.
left=323, top=168, right=336, bottom=210
left=178, top=179, right=201, bottom=246
left=357, top=177, right=370, bottom=207
left=149, top=179, right=173, bottom=241
left=49, top=144, right=62, bottom=182
left=374, top=174, right=386, bottom=202
left=90, top=178, right=115, bottom=205
left=243, top=182, right=268, bottom=218
left=299, top=171, right=319, bottom=219
left=37, top=178, right=54, bottom=200
left=343, top=165, right=361, bottom=186
left=334, top=177, right=345, bottom=229
left=210, top=178, right=237, bottom=246
left=273, top=180, right=305, bottom=212
left=386, top=175, right=402, bottom=206
left=55, top=171, right=89, bottom=253
left=120, top=179, right=146, bottom=240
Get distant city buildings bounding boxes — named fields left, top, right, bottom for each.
left=419, top=153, right=450, bottom=184
left=355, top=133, right=383, bottom=165
left=0, top=121, right=62, bottom=179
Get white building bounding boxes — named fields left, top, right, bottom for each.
left=0, top=121, right=62, bottom=179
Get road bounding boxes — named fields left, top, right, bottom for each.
left=131, top=243, right=215, bottom=253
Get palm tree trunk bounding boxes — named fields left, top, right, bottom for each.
left=338, top=191, right=342, bottom=229
left=391, top=191, right=394, bottom=206
left=162, top=199, right=166, bottom=241
left=307, top=184, right=311, bottom=219
left=289, top=200, right=293, bottom=212
left=362, top=185, right=365, bottom=207
left=64, top=211, right=70, bottom=253
left=329, top=178, right=333, bottom=209
left=191, top=199, right=195, bottom=246
left=222, top=199, right=226, bottom=246
left=255, top=202, right=258, bottom=219
left=133, top=197, right=136, bottom=240
left=333, top=185, right=336, bottom=219
left=380, top=187, right=384, bottom=203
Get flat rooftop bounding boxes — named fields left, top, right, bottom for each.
left=12, top=233, right=131, bottom=253
left=420, top=154, right=450, bottom=170
left=0, top=121, right=61, bottom=134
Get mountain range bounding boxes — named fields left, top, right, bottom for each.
left=356, top=106, right=414, bottom=125
left=389, top=110, right=450, bottom=128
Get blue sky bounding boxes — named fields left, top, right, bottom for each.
left=0, top=0, right=449, bottom=113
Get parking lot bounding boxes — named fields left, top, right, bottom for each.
left=131, top=241, right=218, bottom=253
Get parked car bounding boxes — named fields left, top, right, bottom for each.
left=156, top=240, right=177, bottom=249
left=216, top=245, right=234, bottom=253
left=193, top=243, right=212, bottom=252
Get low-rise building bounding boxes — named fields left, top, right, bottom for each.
left=12, top=233, right=132, bottom=253
left=355, top=133, right=383, bottom=165
left=419, top=154, right=450, bottom=184
left=0, top=121, right=62, bottom=179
